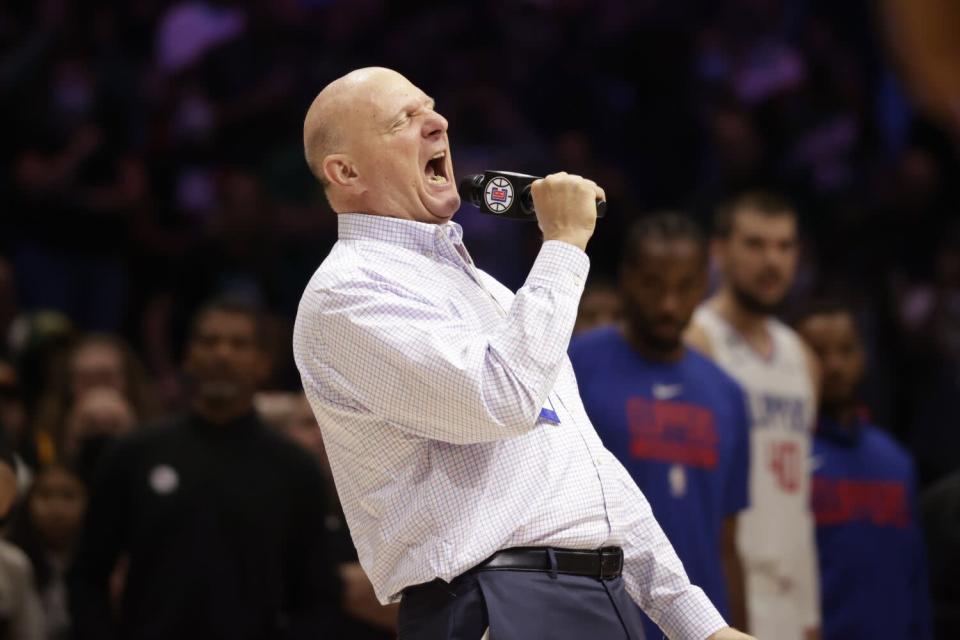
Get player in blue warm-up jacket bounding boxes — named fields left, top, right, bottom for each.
left=570, top=213, right=751, bottom=639
left=796, top=302, right=933, bottom=640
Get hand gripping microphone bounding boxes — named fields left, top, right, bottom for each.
left=458, top=170, right=606, bottom=221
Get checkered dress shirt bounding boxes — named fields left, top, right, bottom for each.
left=293, top=213, right=726, bottom=639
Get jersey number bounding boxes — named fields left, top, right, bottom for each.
left=768, top=440, right=800, bottom=493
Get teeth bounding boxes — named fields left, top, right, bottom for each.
left=431, top=151, right=446, bottom=160
left=429, top=175, right=448, bottom=184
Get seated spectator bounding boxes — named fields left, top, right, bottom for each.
left=33, top=334, right=155, bottom=466
left=796, top=302, right=933, bottom=640
left=61, top=389, right=136, bottom=485
left=9, top=464, right=88, bottom=640
left=69, top=299, right=340, bottom=639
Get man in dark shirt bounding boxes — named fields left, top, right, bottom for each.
left=70, top=299, right=340, bottom=639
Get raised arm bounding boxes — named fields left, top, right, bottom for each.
left=299, top=239, right=589, bottom=444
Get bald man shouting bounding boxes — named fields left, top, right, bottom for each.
left=293, top=67, right=753, bottom=640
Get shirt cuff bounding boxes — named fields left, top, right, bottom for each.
left=652, top=586, right=727, bottom=640
left=525, top=240, right=590, bottom=296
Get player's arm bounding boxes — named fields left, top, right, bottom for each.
left=301, top=175, right=602, bottom=445
left=722, top=383, right=751, bottom=634
left=684, top=322, right=714, bottom=358
left=799, top=335, right=823, bottom=640
left=802, top=340, right=822, bottom=640
left=800, top=340, right=821, bottom=409
left=720, top=517, right=747, bottom=632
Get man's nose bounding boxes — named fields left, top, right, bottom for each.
left=422, top=110, right=448, bottom=139
left=212, top=340, right=234, bottom=360
left=660, top=292, right=680, bottom=315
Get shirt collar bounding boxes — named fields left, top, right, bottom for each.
left=817, top=413, right=867, bottom=446
left=337, top=213, right=464, bottom=256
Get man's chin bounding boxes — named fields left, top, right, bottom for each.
left=635, top=329, right=683, bottom=354
left=733, top=286, right=785, bottom=315
left=426, top=194, right=461, bottom=221
left=197, top=381, right=243, bottom=404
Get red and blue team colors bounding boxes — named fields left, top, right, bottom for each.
left=569, top=326, right=750, bottom=639
left=812, top=416, right=933, bottom=640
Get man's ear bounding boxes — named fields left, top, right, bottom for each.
left=322, top=154, right=361, bottom=192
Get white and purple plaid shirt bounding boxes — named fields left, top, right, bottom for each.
left=293, top=213, right=726, bottom=639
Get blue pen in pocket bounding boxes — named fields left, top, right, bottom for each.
left=538, top=399, right=560, bottom=424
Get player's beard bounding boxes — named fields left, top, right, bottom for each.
left=731, top=282, right=785, bottom=316
left=623, top=305, right=685, bottom=357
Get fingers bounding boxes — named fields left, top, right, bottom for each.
left=533, top=172, right=604, bottom=202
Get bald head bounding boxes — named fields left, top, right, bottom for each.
left=302, top=67, right=460, bottom=222
left=303, top=67, right=405, bottom=186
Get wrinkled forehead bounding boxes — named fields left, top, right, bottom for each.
left=730, top=208, right=797, bottom=240
left=348, top=73, right=431, bottom=126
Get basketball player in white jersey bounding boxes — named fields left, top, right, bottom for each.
left=686, top=192, right=821, bottom=640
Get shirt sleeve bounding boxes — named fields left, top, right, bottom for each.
left=613, top=459, right=728, bottom=639
left=298, top=241, right=589, bottom=445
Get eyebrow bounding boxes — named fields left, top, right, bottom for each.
left=390, top=96, right=436, bottom=123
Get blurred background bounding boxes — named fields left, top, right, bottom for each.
left=0, top=0, right=959, bottom=637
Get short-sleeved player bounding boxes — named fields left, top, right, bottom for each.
left=571, top=214, right=751, bottom=639
left=688, top=192, right=820, bottom=640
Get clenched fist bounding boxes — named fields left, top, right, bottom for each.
left=529, top=172, right=605, bottom=251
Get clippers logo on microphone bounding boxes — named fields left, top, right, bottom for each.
left=483, top=176, right=514, bottom=213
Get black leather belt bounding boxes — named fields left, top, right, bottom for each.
left=471, top=546, right=623, bottom=580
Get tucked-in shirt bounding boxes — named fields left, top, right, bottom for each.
left=812, top=416, right=932, bottom=640
left=293, top=213, right=726, bottom=640
left=570, top=327, right=750, bottom=639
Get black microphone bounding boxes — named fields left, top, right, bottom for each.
left=458, top=170, right=606, bottom=221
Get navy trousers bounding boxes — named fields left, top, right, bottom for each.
left=398, top=569, right=647, bottom=640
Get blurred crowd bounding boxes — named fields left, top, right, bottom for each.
left=0, top=0, right=958, bottom=638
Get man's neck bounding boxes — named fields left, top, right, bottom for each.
left=620, top=322, right=685, bottom=364
left=709, top=288, right=778, bottom=360
left=191, top=398, right=254, bottom=425
left=712, top=288, right=769, bottom=337
left=822, top=402, right=859, bottom=428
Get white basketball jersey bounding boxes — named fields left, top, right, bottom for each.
left=693, top=305, right=820, bottom=640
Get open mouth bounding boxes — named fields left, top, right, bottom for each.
left=424, top=150, right=449, bottom=185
